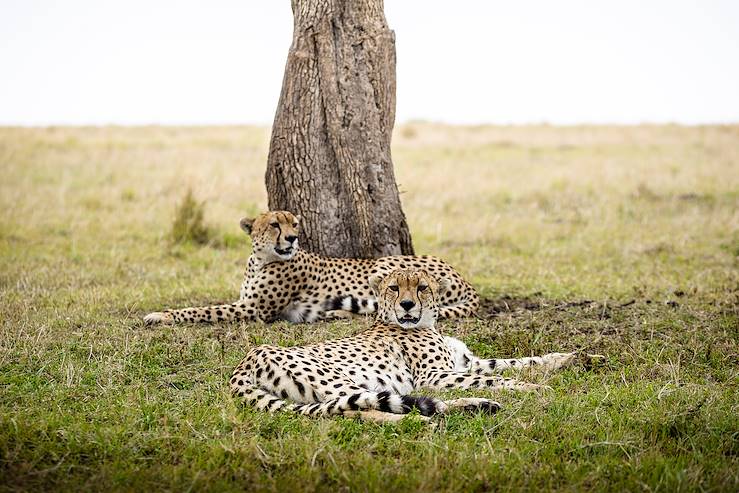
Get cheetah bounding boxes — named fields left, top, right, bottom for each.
left=229, top=268, right=587, bottom=423
left=144, top=211, right=479, bottom=325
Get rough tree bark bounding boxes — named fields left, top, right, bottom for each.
left=265, top=0, right=414, bottom=258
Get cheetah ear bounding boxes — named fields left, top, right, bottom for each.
left=435, top=276, right=452, bottom=295
left=294, top=214, right=302, bottom=224
left=239, top=217, right=254, bottom=235
left=422, top=269, right=451, bottom=295
left=368, top=273, right=384, bottom=296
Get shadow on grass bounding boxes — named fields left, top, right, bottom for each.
left=479, top=295, right=644, bottom=320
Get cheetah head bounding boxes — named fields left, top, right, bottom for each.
left=240, top=211, right=301, bottom=262
left=369, top=269, right=451, bottom=329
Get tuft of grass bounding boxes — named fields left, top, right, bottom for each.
left=171, top=189, right=212, bottom=246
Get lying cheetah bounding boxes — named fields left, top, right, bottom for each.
left=229, top=269, right=585, bottom=422
left=144, top=211, right=479, bottom=325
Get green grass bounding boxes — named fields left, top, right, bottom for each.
left=1, top=124, right=737, bottom=491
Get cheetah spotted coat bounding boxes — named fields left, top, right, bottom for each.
left=230, top=269, right=582, bottom=421
left=144, top=211, right=479, bottom=325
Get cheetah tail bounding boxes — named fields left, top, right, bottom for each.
left=324, top=295, right=377, bottom=315
left=232, top=380, right=443, bottom=418
left=291, top=391, right=443, bottom=417
left=232, top=383, right=296, bottom=413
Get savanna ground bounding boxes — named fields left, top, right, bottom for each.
left=0, top=124, right=737, bottom=492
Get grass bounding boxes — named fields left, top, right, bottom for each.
left=0, top=124, right=737, bottom=492
left=170, top=188, right=212, bottom=246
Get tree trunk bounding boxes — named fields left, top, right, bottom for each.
left=265, top=0, right=414, bottom=258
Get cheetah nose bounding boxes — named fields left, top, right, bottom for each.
left=285, top=235, right=298, bottom=244
left=400, top=299, right=415, bottom=311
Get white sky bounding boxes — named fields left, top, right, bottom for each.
left=1, top=0, right=738, bottom=126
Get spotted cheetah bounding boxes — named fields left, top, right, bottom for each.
left=144, top=211, right=479, bottom=325
left=229, top=268, right=585, bottom=422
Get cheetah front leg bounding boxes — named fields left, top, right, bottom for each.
left=471, top=352, right=607, bottom=375
left=470, top=352, right=578, bottom=374
left=444, top=337, right=602, bottom=375
left=415, top=370, right=548, bottom=393
left=144, top=297, right=264, bottom=325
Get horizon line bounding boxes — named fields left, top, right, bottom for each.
left=1, top=119, right=738, bottom=128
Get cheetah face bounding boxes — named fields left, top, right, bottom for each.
left=369, top=269, right=451, bottom=329
left=240, top=211, right=301, bottom=262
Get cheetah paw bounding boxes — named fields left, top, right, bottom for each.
left=443, top=398, right=502, bottom=414
left=143, top=311, right=174, bottom=325
left=324, top=310, right=355, bottom=321
left=541, top=352, right=578, bottom=370
left=343, top=410, right=432, bottom=424
left=577, top=352, right=607, bottom=369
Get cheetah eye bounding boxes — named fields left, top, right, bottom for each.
left=388, top=285, right=399, bottom=292
left=418, top=285, right=428, bottom=292
left=293, top=223, right=298, bottom=228
left=270, top=222, right=279, bottom=228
